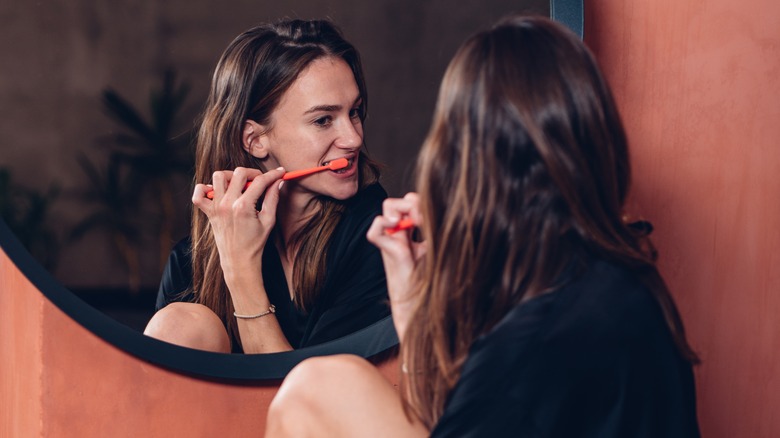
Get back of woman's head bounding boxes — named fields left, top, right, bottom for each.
left=404, top=15, right=696, bottom=427
left=418, top=15, right=635, bottom=284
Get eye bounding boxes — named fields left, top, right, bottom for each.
left=313, top=116, right=332, bottom=127
left=349, top=107, right=361, bottom=120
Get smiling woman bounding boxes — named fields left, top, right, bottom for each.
left=143, top=19, right=394, bottom=357
left=0, top=1, right=582, bottom=383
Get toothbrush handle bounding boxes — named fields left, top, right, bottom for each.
left=205, top=181, right=253, bottom=199
left=282, top=165, right=327, bottom=180
left=385, top=218, right=415, bottom=235
left=205, top=164, right=330, bottom=199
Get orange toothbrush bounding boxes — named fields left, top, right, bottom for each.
left=205, top=158, right=349, bottom=199
left=385, top=218, right=415, bottom=235
left=282, top=157, right=349, bottom=180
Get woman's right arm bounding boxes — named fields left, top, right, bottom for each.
left=192, top=166, right=293, bottom=353
left=365, top=192, right=426, bottom=342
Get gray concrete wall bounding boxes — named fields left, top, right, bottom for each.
left=0, top=0, right=547, bottom=289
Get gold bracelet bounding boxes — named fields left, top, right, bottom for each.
left=234, top=304, right=276, bottom=319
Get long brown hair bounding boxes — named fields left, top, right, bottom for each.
left=401, top=15, right=698, bottom=427
left=191, top=19, right=379, bottom=350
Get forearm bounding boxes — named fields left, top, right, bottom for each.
left=389, top=293, right=417, bottom=343
left=229, top=281, right=293, bottom=354
left=365, top=192, right=425, bottom=344
left=236, top=314, right=293, bottom=353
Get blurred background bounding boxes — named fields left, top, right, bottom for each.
left=0, top=0, right=547, bottom=329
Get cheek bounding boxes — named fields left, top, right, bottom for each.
left=355, top=121, right=365, bottom=139
left=271, top=131, right=318, bottom=163
left=296, top=130, right=328, bottom=150
left=263, top=155, right=281, bottom=169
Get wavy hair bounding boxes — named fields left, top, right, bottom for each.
left=191, top=19, right=379, bottom=350
left=401, top=15, right=698, bottom=427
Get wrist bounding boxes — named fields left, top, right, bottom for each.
left=221, top=258, right=260, bottom=279
left=234, top=304, right=276, bottom=320
left=224, top=279, right=271, bottom=315
left=231, top=296, right=272, bottom=316
left=222, top=261, right=263, bottom=288
left=389, top=294, right=417, bottom=341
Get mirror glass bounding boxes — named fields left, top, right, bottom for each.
left=0, top=0, right=580, bottom=379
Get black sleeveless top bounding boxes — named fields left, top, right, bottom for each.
left=156, top=183, right=391, bottom=349
left=430, top=257, right=700, bottom=437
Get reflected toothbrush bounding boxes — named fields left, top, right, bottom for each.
left=205, top=158, right=349, bottom=199
left=281, top=157, right=349, bottom=180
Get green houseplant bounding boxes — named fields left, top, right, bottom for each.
left=71, top=69, right=195, bottom=292
left=0, top=167, right=61, bottom=270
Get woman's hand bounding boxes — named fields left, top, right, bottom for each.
left=191, top=166, right=293, bottom=354
left=192, top=166, right=285, bottom=290
left=366, top=192, right=426, bottom=341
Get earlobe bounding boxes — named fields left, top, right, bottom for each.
left=242, top=120, right=269, bottom=159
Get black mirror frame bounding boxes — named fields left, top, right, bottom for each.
left=551, top=0, right=584, bottom=39
left=0, top=0, right=582, bottom=381
left=0, top=216, right=398, bottom=380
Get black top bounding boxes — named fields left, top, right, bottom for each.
left=430, top=257, right=700, bottom=437
left=156, top=183, right=391, bottom=349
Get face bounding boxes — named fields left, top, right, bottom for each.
left=253, top=56, right=363, bottom=203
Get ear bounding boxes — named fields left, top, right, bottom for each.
left=242, top=120, right=270, bottom=159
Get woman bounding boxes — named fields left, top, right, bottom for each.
left=266, top=16, right=700, bottom=437
left=144, top=19, right=390, bottom=354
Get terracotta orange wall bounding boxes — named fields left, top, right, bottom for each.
left=586, top=2, right=780, bottom=437
left=1, top=250, right=43, bottom=436
left=0, top=247, right=273, bottom=435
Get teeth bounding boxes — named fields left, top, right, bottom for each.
left=326, top=158, right=353, bottom=167
left=322, top=158, right=354, bottom=176
left=333, top=159, right=351, bottom=174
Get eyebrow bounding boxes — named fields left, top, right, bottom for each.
left=304, top=104, right=342, bottom=114
left=303, top=97, right=362, bottom=115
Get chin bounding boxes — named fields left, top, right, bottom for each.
left=328, top=182, right=360, bottom=201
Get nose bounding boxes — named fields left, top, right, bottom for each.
left=334, top=119, right=363, bottom=149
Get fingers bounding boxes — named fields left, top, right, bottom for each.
left=367, top=192, right=423, bottom=255
left=255, top=169, right=285, bottom=226
left=192, top=168, right=283, bottom=280
left=192, top=183, right=213, bottom=213
left=367, top=213, right=408, bottom=247
left=224, top=168, right=247, bottom=200
left=401, top=192, right=422, bottom=225
left=199, top=170, right=234, bottom=202
left=379, top=192, right=422, bottom=230
left=211, top=170, right=230, bottom=200
left=194, top=167, right=284, bottom=210
left=242, top=167, right=284, bottom=203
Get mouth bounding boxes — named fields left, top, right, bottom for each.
left=324, top=156, right=356, bottom=174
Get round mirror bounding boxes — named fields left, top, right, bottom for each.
left=0, top=0, right=582, bottom=380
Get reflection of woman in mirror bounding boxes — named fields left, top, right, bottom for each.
left=143, top=19, right=390, bottom=354
left=266, top=16, right=700, bottom=436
